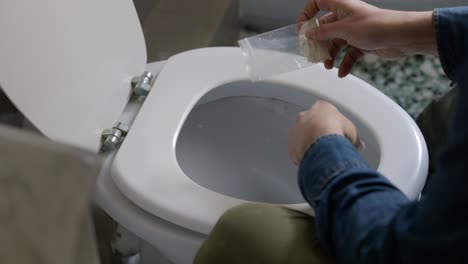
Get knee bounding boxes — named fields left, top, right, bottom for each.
left=215, top=203, right=281, bottom=236
left=194, top=203, right=268, bottom=264
left=207, top=203, right=306, bottom=253
left=194, top=203, right=329, bottom=264
left=219, top=203, right=267, bottom=223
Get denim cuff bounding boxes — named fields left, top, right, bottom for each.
left=298, top=135, right=370, bottom=207
left=433, top=7, right=468, bottom=82
left=434, top=9, right=451, bottom=81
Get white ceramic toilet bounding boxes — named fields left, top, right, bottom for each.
left=0, top=0, right=428, bottom=263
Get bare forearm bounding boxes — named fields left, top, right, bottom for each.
left=388, top=11, right=437, bottom=56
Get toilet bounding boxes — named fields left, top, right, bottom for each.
left=0, top=0, right=428, bottom=263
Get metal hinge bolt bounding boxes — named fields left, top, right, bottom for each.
left=101, top=122, right=129, bottom=152
left=131, top=71, right=155, bottom=96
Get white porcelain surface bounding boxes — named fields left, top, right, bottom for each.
left=0, top=0, right=146, bottom=152
left=97, top=153, right=204, bottom=264
left=175, top=81, right=381, bottom=205
left=95, top=61, right=206, bottom=264
left=112, top=47, right=428, bottom=235
left=176, top=95, right=306, bottom=204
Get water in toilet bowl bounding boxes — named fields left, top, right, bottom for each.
left=177, top=96, right=305, bottom=204
left=175, top=81, right=380, bottom=205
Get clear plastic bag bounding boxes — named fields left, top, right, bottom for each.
left=298, top=18, right=332, bottom=63
left=238, top=18, right=331, bottom=81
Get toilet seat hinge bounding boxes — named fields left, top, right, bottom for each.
left=100, top=71, right=156, bottom=152
left=131, top=71, right=156, bottom=97
left=100, top=122, right=129, bottom=153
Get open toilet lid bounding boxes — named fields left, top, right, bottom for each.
left=0, top=0, right=146, bottom=152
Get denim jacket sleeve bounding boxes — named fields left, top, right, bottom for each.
left=434, top=7, right=468, bottom=82
left=298, top=7, right=468, bottom=264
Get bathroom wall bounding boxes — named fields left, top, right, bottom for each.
left=240, top=0, right=468, bottom=30
left=132, top=0, right=239, bottom=62
left=133, top=0, right=159, bottom=24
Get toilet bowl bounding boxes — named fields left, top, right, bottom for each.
left=0, top=0, right=428, bottom=263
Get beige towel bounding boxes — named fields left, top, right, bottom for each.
left=0, top=124, right=102, bottom=264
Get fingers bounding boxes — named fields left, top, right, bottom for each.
left=319, top=13, right=342, bottom=69
left=296, top=111, right=306, bottom=121
left=324, top=38, right=348, bottom=69
left=289, top=111, right=306, bottom=165
left=288, top=126, right=302, bottom=166
left=354, top=137, right=366, bottom=151
left=338, top=46, right=364, bottom=78
left=341, top=116, right=358, bottom=147
left=305, top=22, right=343, bottom=41
left=296, top=1, right=319, bottom=31
left=298, top=0, right=351, bottom=36
left=319, top=12, right=338, bottom=24
left=296, top=1, right=320, bottom=24
left=323, top=40, right=365, bottom=76
left=310, top=100, right=335, bottom=111
left=324, top=60, right=334, bottom=69
left=288, top=101, right=363, bottom=167
left=310, top=101, right=362, bottom=150
left=296, top=0, right=343, bottom=30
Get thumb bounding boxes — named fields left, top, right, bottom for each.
left=306, top=21, right=344, bottom=41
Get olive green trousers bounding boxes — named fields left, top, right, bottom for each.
left=194, top=87, right=457, bottom=264
left=194, top=203, right=332, bottom=264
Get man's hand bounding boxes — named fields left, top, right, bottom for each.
left=297, top=0, right=436, bottom=77
left=288, top=101, right=360, bottom=165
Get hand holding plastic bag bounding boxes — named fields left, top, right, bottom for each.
left=238, top=18, right=331, bottom=81
left=299, top=18, right=331, bottom=63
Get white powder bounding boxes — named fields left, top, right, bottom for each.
left=299, top=18, right=332, bottom=63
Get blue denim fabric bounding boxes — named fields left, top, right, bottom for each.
left=298, top=7, right=468, bottom=263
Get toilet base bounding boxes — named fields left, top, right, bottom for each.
left=140, top=241, right=174, bottom=264
left=113, top=224, right=190, bottom=264
left=96, top=149, right=206, bottom=264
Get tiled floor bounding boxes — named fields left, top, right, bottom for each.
left=343, top=54, right=451, bottom=118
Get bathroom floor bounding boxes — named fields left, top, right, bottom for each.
left=347, top=54, right=452, bottom=118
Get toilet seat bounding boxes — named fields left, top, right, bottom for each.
left=0, top=0, right=146, bottom=152
left=0, top=0, right=427, bottom=238
left=112, top=47, right=428, bottom=235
